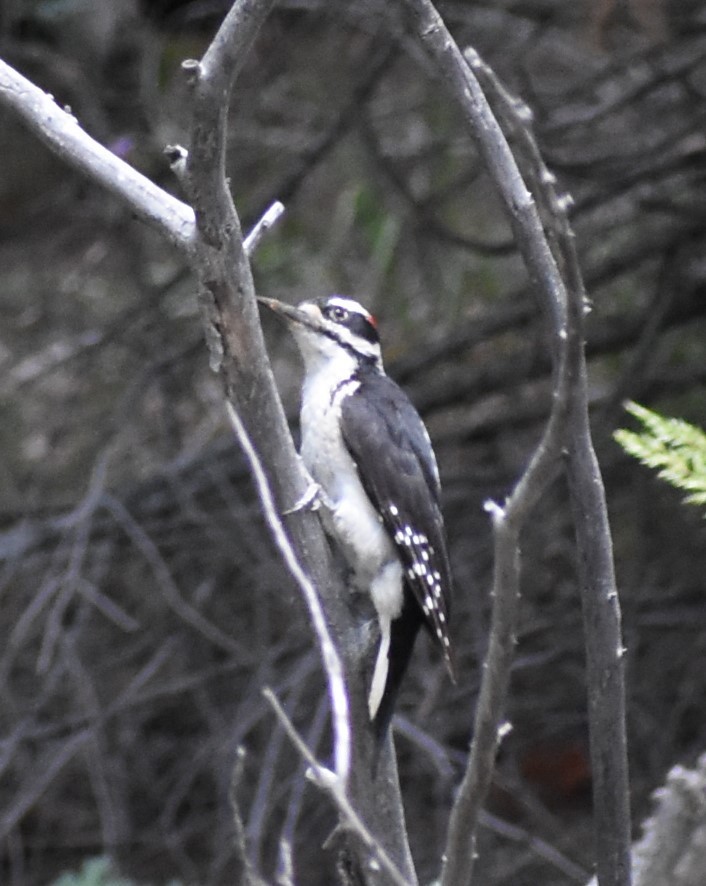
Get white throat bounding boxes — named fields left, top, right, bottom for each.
left=292, top=325, right=367, bottom=386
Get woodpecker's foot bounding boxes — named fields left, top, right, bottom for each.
left=284, top=481, right=331, bottom=515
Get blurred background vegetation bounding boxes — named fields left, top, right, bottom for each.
left=1, top=1, right=706, bottom=883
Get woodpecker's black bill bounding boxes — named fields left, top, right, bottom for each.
left=257, top=296, right=317, bottom=330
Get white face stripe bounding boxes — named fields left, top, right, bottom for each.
left=331, top=324, right=381, bottom=361
left=326, top=295, right=372, bottom=318
left=298, top=298, right=382, bottom=364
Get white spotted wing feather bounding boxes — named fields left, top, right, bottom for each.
left=340, top=371, right=455, bottom=680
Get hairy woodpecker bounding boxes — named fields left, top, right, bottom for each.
left=259, top=294, right=455, bottom=742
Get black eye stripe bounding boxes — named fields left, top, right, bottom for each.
left=312, top=297, right=381, bottom=347
left=347, top=311, right=379, bottom=344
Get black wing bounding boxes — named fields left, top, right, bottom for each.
left=340, top=371, right=455, bottom=678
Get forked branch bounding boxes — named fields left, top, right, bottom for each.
left=400, top=2, right=630, bottom=885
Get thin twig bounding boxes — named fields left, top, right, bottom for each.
left=230, top=746, right=266, bottom=886
left=263, top=689, right=409, bottom=886
left=244, top=200, right=285, bottom=254
left=226, top=401, right=351, bottom=786
left=441, top=406, right=567, bottom=886
left=60, top=634, right=123, bottom=849
left=280, top=695, right=331, bottom=850
left=102, top=494, right=242, bottom=655
left=247, top=662, right=312, bottom=867
left=0, top=730, right=91, bottom=840
left=479, top=810, right=590, bottom=883
left=276, top=838, right=296, bottom=886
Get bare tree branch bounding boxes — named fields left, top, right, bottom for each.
left=226, top=400, right=351, bottom=785
left=470, top=48, right=633, bottom=886
left=229, top=746, right=266, bottom=886
left=277, top=838, right=296, bottom=886
left=0, top=729, right=91, bottom=841
left=263, top=689, right=410, bottom=886
left=0, top=59, right=196, bottom=252
left=172, top=3, right=417, bottom=879
left=244, top=200, right=286, bottom=253
left=399, top=3, right=630, bottom=885
left=102, top=493, right=242, bottom=654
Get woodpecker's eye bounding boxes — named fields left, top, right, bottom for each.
left=316, top=297, right=380, bottom=346
left=328, top=305, right=349, bottom=323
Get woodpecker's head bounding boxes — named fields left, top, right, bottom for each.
left=258, top=295, right=382, bottom=372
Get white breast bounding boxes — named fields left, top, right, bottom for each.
left=295, top=339, right=405, bottom=719
left=299, top=370, right=397, bottom=592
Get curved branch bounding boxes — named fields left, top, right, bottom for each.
left=399, top=3, right=630, bottom=886
left=171, top=2, right=419, bottom=882
left=226, top=401, right=351, bottom=785
left=183, top=0, right=277, bottom=248
left=473, top=47, right=633, bottom=886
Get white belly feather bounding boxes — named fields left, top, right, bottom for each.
left=300, top=375, right=403, bottom=620
left=299, top=366, right=404, bottom=719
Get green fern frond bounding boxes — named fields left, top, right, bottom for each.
left=614, top=402, right=706, bottom=509
left=51, top=857, right=130, bottom=886
left=51, top=856, right=186, bottom=886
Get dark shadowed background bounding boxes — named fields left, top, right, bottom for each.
left=1, top=1, right=706, bottom=883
